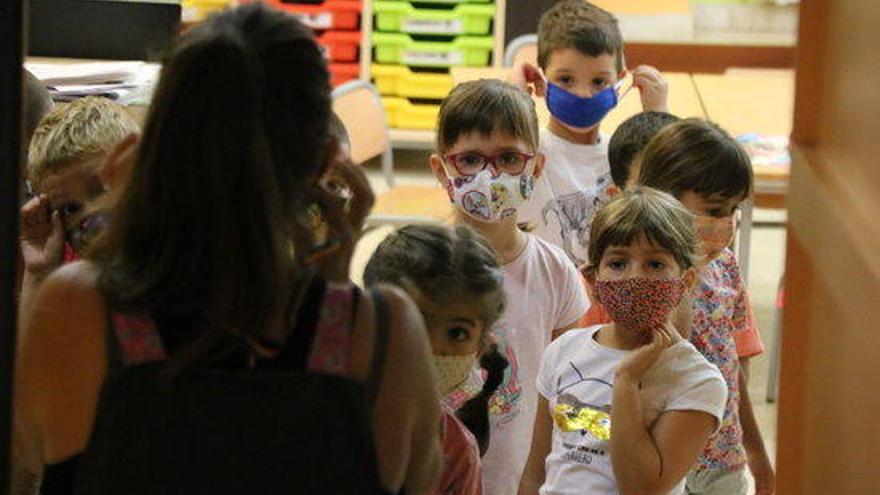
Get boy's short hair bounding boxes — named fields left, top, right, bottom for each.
left=28, top=96, right=139, bottom=188
left=328, top=112, right=350, bottom=149
left=637, top=118, right=753, bottom=200
left=588, top=187, right=698, bottom=271
left=437, top=79, right=539, bottom=153
left=537, top=0, right=624, bottom=72
left=608, top=111, right=680, bottom=188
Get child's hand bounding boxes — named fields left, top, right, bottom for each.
left=308, top=154, right=374, bottom=282
left=19, top=194, right=64, bottom=277
left=749, top=453, right=776, bottom=495
left=509, top=61, right=547, bottom=97
left=616, top=324, right=679, bottom=382
left=631, top=65, right=669, bottom=113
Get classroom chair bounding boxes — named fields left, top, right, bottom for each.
left=331, top=80, right=452, bottom=228
left=503, top=34, right=538, bottom=68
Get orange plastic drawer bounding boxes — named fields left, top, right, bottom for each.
left=330, top=63, right=360, bottom=87
left=268, top=0, right=362, bottom=30
left=318, top=30, right=362, bottom=62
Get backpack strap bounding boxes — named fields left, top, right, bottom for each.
left=366, top=288, right=391, bottom=405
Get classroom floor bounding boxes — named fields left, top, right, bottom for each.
left=353, top=151, right=786, bottom=487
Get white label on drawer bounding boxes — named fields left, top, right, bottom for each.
left=402, top=18, right=464, bottom=34
left=402, top=50, right=463, bottom=66
left=295, top=12, right=333, bottom=29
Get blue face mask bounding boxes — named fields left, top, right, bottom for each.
left=546, top=82, right=621, bottom=129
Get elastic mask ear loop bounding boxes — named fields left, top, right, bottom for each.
left=616, top=78, right=634, bottom=101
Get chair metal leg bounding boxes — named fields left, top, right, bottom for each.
left=766, top=305, right=783, bottom=403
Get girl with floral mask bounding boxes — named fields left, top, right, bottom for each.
left=429, top=79, right=590, bottom=495
left=364, top=224, right=508, bottom=495
left=638, top=119, right=775, bottom=495
left=519, top=188, right=727, bottom=495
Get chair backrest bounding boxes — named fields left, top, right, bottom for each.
left=332, top=80, right=395, bottom=187
left=503, top=34, right=538, bottom=68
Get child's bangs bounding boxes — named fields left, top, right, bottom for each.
left=691, top=160, right=753, bottom=201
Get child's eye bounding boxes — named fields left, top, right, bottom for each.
left=447, top=327, right=472, bottom=343
left=649, top=260, right=667, bottom=270
left=608, top=260, right=627, bottom=270
left=558, top=75, right=574, bottom=86
left=59, top=203, right=82, bottom=218
left=592, top=78, right=609, bottom=88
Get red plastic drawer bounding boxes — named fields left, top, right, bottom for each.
left=268, top=0, right=362, bottom=30
left=318, top=30, right=361, bottom=62
left=329, top=63, right=360, bottom=87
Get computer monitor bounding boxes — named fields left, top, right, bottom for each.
left=28, top=0, right=181, bottom=60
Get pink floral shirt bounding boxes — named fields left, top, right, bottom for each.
left=435, top=405, right=482, bottom=495
left=690, top=248, right=762, bottom=471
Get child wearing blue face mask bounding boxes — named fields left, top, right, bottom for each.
left=430, top=79, right=590, bottom=495
left=510, top=0, right=670, bottom=269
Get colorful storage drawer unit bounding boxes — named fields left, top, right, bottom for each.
left=267, top=0, right=362, bottom=30
left=373, top=2, right=495, bottom=36
left=382, top=97, right=440, bottom=130
left=318, top=31, right=362, bottom=62
left=373, top=33, right=493, bottom=68
left=372, top=64, right=453, bottom=99
left=330, top=63, right=360, bottom=87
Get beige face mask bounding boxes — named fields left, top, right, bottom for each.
left=694, top=214, right=735, bottom=260
left=434, top=353, right=477, bottom=396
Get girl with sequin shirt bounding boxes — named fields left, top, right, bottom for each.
left=519, top=188, right=727, bottom=495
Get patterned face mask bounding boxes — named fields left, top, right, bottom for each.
left=694, top=215, right=735, bottom=260
left=447, top=169, right=535, bottom=223
left=434, top=353, right=478, bottom=396
left=595, top=277, right=686, bottom=333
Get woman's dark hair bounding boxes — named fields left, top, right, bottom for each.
left=96, top=4, right=331, bottom=354
left=363, top=224, right=508, bottom=455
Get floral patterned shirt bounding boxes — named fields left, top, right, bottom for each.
left=690, top=248, right=762, bottom=471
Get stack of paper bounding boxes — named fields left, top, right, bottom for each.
left=25, top=60, right=161, bottom=104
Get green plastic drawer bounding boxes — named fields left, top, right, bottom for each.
left=373, top=33, right=494, bottom=68
left=382, top=97, right=440, bottom=130
left=372, top=64, right=454, bottom=99
left=374, top=2, right=495, bottom=35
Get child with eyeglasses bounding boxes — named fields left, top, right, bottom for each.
left=429, top=79, right=589, bottom=495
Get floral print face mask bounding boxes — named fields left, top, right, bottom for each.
left=595, top=277, right=686, bottom=333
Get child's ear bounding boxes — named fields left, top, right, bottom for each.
left=607, top=184, right=620, bottom=197
left=682, top=266, right=699, bottom=292
left=533, top=153, right=546, bottom=179
left=428, top=153, right=450, bottom=188
left=618, top=69, right=628, bottom=84
left=101, top=133, right=139, bottom=190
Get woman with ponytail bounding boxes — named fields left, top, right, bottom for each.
left=364, top=224, right=509, bottom=495
left=13, top=5, right=441, bottom=495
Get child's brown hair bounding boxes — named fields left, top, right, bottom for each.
left=588, top=187, right=699, bottom=271
left=436, top=79, right=539, bottom=154
left=537, top=0, right=624, bottom=72
left=637, top=118, right=754, bottom=201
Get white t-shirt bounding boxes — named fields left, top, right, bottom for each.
left=518, top=129, right=615, bottom=268
left=536, top=325, right=727, bottom=495
left=445, top=234, right=589, bottom=495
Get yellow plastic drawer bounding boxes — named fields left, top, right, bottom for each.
left=182, top=0, right=231, bottom=22
left=382, top=97, right=440, bottom=130
left=372, top=65, right=454, bottom=99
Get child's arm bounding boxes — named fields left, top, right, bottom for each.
left=508, top=61, right=547, bottom=97
left=631, top=66, right=669, bottom=113
left=517, top=396, right=554, bottom=495
left=611, top=325, right=717, bottom=495
left=738, top=362, right=776, bottom=495
left=19, top=194, right=64, bottom=332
